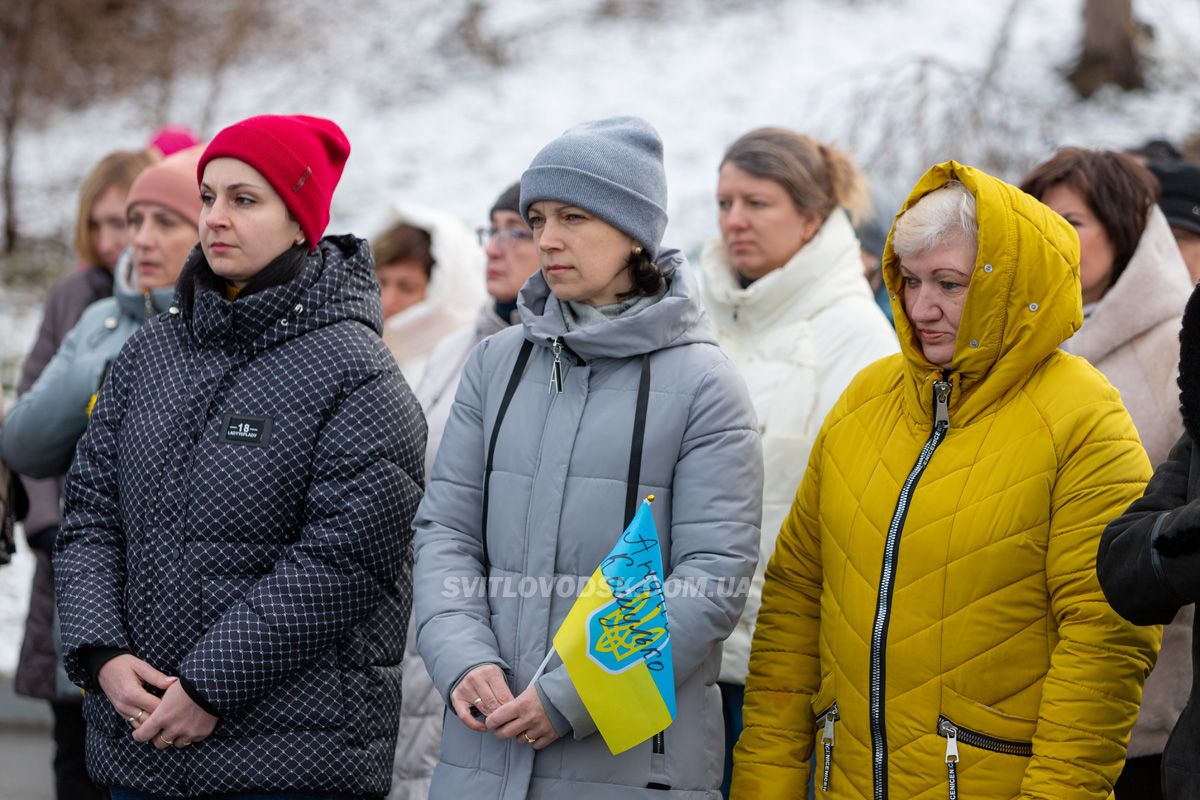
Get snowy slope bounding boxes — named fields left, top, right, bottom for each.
left=10, top=0, right=1200, bottom=255
left=2, top=0, right=1199, bottom=673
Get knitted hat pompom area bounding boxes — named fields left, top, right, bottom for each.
left=197, top=115, right=350, bottom=252
left=519, top=116, right=668, bottom=258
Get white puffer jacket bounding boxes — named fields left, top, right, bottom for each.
left=378, top=203, right=486, bottom=384
left=700, top=209, right=898, bottom=684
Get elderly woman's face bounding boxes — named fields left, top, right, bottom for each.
left=900, top=237, right=975, bottom=368
left=527, top=200, right=636, bottom=307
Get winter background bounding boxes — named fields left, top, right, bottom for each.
left=1, top=0, right=1198, bottom=674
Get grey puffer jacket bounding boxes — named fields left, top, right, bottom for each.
left=5, top=263, right=111, bottom=703
left=3, top=251, right=176, bottom=480
left=4, top=252, right=174, bottom=704
left=55, top=236, right=426, bottom=797
left=413, top=253, right=763, bottom=799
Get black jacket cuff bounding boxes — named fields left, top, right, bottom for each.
left=80, top=646, right=129, bottom=686
left=177, top=675, right=221, bottom=718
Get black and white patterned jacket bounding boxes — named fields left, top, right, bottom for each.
left=55, top=235, right=426, bottom=797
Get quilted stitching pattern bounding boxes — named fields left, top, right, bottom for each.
left=55, top=236, right=426, bottom=797
left=734, top=165, right=1161, bottom=800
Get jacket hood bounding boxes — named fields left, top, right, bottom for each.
left=113, top=248, right=178, bottom=322
left=884, top=161, right=1082, bottom=425
left=378, top=202, right=486, bottom=357
left=1066, top=205, right=1191, bottom=365
left=699, top=209, right=875, bottom=329
left=181, top=234, right=383, bottom=352
left=517, top=249, right=716, bottom=360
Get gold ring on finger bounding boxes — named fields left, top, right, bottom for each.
left=525, top=735, right=536, bottom=745
left=135, top=709, right=145, bottom=722
left=126, top=715, right=136, bottom=725
left=160, top=736, right=174, bottom=745
left=473, top=697, right=483, bottom=706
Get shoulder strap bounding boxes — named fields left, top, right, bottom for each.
left=481, top=338, right=534, bottom=572
left=624, top=353, right=652, bottom=528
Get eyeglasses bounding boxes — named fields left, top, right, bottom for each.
left=477, top=226, right=533, bottom=248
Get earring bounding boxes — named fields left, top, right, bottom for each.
left=632, top=245, right=643, bottom=256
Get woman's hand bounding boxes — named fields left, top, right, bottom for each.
left=98, top=654, right=176, bottom=729
left=487, top=685, right=560, bottom=751
left=451, top=664, right=514, bottom=732
left=131, top=680, right=218, bottom=749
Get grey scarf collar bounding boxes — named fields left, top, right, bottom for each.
left=561, top=285, right=669, bottom=331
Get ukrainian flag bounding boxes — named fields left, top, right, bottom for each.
left=552, top=497, right=676, bottom=755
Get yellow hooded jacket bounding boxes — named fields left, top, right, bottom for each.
left=732, top=162, right=1161, bottom=799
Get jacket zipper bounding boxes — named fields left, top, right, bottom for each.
left=549, top=337, right=564, bottom=393
left=817, top=702, right=840, bottom=793
left=652, top=731, right=664, bottom=754
left=869, top=378, right=952, bottom=800
left=938, top=716, right=1032, bottom=800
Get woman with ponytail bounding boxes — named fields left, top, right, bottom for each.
left=698, top=127, right=897, bottom=792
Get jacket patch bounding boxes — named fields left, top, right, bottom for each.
left=220, top=414, right=272, bottom=447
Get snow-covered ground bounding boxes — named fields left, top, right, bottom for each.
left=0, top=537, right=34, bottom=676
left=2, top=0, right=1199, bottom=673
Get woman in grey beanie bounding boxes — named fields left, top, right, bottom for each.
left=412, top=116, right=764, bottom=798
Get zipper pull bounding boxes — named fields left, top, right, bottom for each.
left=944, top=725, right=958, bottom=763
left=933, top=379, right=951, bottom=428
left=549, top=337, right=564, bottom=394
left=940, top=718, right=960, bottom=800
left=821, top=711, right=836, bottom=792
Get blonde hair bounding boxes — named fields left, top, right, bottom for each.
left=720, top=128, right=872, bottom=224
left=892, top=180, right=978, bottom=260
left=73, top=149, right=158, bottom=266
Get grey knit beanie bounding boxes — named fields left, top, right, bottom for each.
left=490, top=182, right=521, bottom=217
left=520, top=116, right=668, bottom=257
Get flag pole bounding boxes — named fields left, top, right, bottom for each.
left=527, top=645, right=557, bottom=690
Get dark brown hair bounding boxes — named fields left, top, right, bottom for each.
left=721, top=127, right=871, bottom=224
left=1020, top=148, right=1160, bottom=285
left=619, top=248, right=664, bottom=301
left=372, top=222, right=434, bottom=277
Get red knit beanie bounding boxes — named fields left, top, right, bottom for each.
left=198, top=115, right=350, bottom=252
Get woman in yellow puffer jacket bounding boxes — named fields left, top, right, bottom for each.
left=732, top=161, right=1162, bottom=800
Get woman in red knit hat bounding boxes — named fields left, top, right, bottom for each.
left=53, top=114, right=427, bottom=800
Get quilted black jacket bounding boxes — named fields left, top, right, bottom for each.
left=55, top=235, right=426, bottom=797
left=1099, top=281, right=1200, bottom=800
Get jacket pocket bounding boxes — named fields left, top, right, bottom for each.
left=811, top=675, right=838, bottom=795
left=937, top=687, right=1035, bottom=800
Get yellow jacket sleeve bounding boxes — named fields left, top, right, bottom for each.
left=1020, top=388, right=1161, bottom=799
left=732, top=424, right=826, bottom=797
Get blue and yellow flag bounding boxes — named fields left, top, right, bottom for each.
left=552, top=497, right=675, bottom=754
